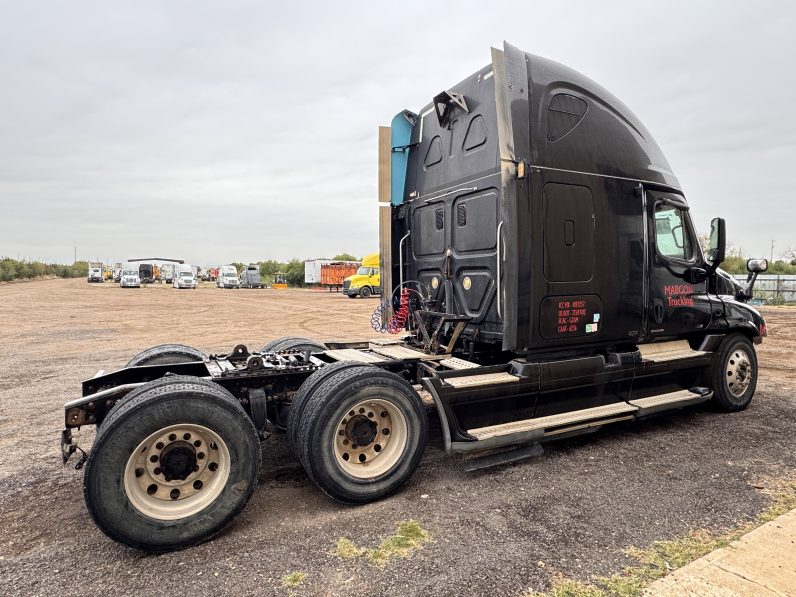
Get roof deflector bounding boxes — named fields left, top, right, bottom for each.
left=433, top=90, right=469, bottom=129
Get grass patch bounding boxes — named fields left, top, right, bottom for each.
left=281, top=571, right=306, bottom=589
left=366, top=520, right=431, bottom=566
left=527, top=479, right=796, bottom=597
left=332, top=537, right=365, bottom=559
left=330, top=520, right=431, bottom=567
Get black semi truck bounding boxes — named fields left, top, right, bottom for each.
left=61, top=43, right=768, bottom=551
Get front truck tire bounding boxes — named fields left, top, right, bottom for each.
left=83, top=376, right=260, bottom=552
left=294, top=365, right=427, bottom=504
left=710, top=333, right=758, bottom=412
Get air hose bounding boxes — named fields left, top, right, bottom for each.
left=387, top=289, right=411, bottom=334
left=370, top=281, right=430, bottom=334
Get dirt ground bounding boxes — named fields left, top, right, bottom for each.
left=0, top=279, right=794, bottom=596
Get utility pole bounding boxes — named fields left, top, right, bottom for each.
left=770, top=240, right=775, bottom=263
left=74, top=245, right=77, bottom=264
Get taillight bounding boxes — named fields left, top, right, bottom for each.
left=760, top=323, right=767, bottom=337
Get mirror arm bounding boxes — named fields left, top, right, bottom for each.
left=740, top=271, right=761, bottom=301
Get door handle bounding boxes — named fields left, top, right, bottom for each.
left=653, top=298, right=664, bottom=324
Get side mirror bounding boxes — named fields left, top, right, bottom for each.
left=747, top=258, right=768, bottom=273
left=707, top=217, right=726, bottom=267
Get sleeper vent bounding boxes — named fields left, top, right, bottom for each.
left=457, top=204, right=467, bottom=226
left=547, top=94, right=588, bottom=141
left=435, top=208, right=444, bottom=230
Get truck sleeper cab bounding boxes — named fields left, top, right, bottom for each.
left=240, top=264, right=262, bottom=288
left=61, top=43, right=766, bottom=553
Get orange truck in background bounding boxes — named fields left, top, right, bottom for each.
left=321, top=262, right=359, bottom=291
left=304, top=260, right=359, bottom=292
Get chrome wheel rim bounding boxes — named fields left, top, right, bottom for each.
left=725, top=348, right=753, bottom=398
left=333, top=398, right=408, bottom=479
left=123, top=423, right=230, bottom=520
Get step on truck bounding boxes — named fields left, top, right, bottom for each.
left=61, top=42, right=768, bottom=552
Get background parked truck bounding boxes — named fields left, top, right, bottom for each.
left=240, top=264, right=263, bottom=288
left=138, top=263, right=154, bottom=284
left=160, top=263, right=175, bottom=284
left=118, top=264, right=140, bottom=288
left=305, top=259, right=359, bottom=291
left=87, top=262, right=103, bottom=283
left=217, top=265, right=239, bottom=288
left=343, top=253, right=380, bottom=298
left=173, top=265, right=197, bottom=289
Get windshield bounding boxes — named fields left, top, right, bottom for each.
left=223, top=273, right=236, bottom=278
left=356, top=266, right=370, bottom=275
left=123, top=270, right=137, bottom=276
left=180, top=272, right=193, bottom=277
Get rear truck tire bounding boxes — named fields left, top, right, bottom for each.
left=360, top=286, right=372, bottom=299
left=286, top=361, right=366, bottom=457
left=83, top=376, right=260, bottom=552
left=260, top=336, right=327, bottom=354
left=295, top=365, right=427, bottom=504
left=710, top=333, right=758, bottom=412
left=125, top=343, right=206, bottom=367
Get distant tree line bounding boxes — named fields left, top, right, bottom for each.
left=720, top=255, right=796, bottom=276
left=0, top=258, right=89, bottom=282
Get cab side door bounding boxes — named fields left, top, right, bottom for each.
left=646, top=190, right=714, bottom=338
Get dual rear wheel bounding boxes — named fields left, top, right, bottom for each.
left=84, top=342, right=427, bottom=551
left=292, top=364, right=427, bottom=504
left=84, top=376, right=260, bottom=551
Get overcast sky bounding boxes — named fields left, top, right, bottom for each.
left=1, top=1, right=794, bottom=265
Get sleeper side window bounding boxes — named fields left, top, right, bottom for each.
left=654, top=202, right=693, bottom=261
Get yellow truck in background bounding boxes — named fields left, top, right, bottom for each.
left=342, top=253, right=380, bottom=298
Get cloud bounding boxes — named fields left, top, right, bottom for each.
left=1, top=0, right=794, bottom=264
